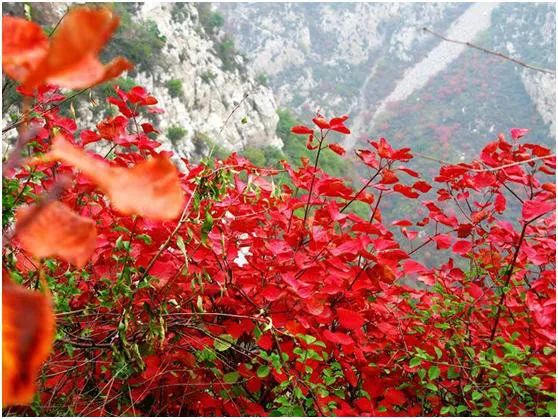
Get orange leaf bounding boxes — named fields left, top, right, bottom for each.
left=3, top=7, right=133, bottom=89
left=15, top=201, right=97, bottom=268
left=47, top=136, right=185, bottom=220
left=2, top=281, right=55, bottom=406
left=2, top=16, right=48, bottom=82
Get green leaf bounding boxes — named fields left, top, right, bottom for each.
left=546, top=401, right=556, bottom=417
left=136, top=233, right=152, bottom=244
left=456, top=405, right=468, bottom=414
left=214, top=334, right=234, bottom=351
left=176, top=235, right=187, bottom=260
left=409, top=357, right=422, bottom=368
left=472, top=390, right=482, bottom=401
left=447, top=366, right=460, bottom=379
left=201, top=211, right=213, bottom=242
left=257, top=365, right=270, bottom=378
left=434, top=347, right=442, bottom=360
left=223, top=371, right=240, bottom=384
left=505, top=362, right=521, bottom=376
left=292, top=406, right=304, bottom=416
left=523, top=376, right=541, bottom=387
left=428, top=366, right=441, bottom=380
left=440, top=406, right=453, bottom=415
left=424, top=382, right=437, bottom=392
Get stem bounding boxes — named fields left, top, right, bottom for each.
left=339, top=164, right=384, bottom=213
left=302, top=130, right=326, bottom=224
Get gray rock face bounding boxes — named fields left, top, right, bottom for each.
left=2, top=2, right=282, bottom=158
left=134, top=3, right=282, bottom=157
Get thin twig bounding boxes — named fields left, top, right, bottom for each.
left=422, top=27, right=555, bottom=76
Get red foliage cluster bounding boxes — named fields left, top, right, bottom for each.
left=3, top=77, right=556, bottom=415
left=2, top=6, right=556, bottom=417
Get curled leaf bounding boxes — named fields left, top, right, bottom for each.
left=328, top=143, right=346, bottom=156
left=291, top=125, right=314, bottom=135
left=2, top=16, right=49, bottom=82
left=3, top=281, right=55, bottom=406
left=15, top=201, right=97, bottom=268
left=2, top=7, right=132, bottom=89
left=46, top=136, right=185, bottom=220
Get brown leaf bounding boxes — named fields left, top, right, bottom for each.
left=47, top=136, right=185, bottom=220
left=15, top=201, right=97, bottom=268
left=3, top=7, right=132, bottom=89
left=2, top=281, right=55, bottom=406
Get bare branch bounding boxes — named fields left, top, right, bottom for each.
left=422, top=27, right=555, bottom=76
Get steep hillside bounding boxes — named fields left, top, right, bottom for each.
left=2, top=2, right=282, bottom=158
left=219, top=3, right=555, bottom=159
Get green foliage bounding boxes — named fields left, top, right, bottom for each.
left=165, top=79, right=183, bottom=98
left=166, top=124, right=187, bottom=144
left=242, top=147, right=266, bottom=166
left=195, top=3, right=225, bottom=34
left=216, top=36, right=239, bottom=72
left=200, top=70, right=217, bottom=84
left=192, top=131, right=229, bottom=160
left=104, top=3, right=166, bottom=74
left=257, top=73, right=269, bottom=86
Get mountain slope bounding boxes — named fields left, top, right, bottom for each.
left=218, top=2, right=555, bottom=159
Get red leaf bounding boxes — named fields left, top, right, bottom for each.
left=337, top=308, right=365, bottom=330
left=141, top=122, right=159, bottom=134
left=522, top=200, right=555, bottom=221
left=306, top=133, right=318, bottom=150
left=380, top=170, right=398, bottom=184
left=13, top=7, right=132, bottom=89
left=43, top=136, right=185, bottom=220
left=384, top=388, right=406, bottom=405
left=329, top=117, right=351, bottom=134
left=15, top=201, right=97, bottom=268
left=323, top=330, right=353, bottom=346
left=312, top=116, right=330, bottom=130
left=2, top=16, right=49, bottom=83
left=261, top=285, right=283, bottom=302
left=291, top=125, right=313, bottom=135
left=452, top=240, right=472, bottom=255
left=494, top=192, right=506, bottom=213
left=402, top=259, right=427, bottom=274
left=393, top=184, right=419, bottom=198
left=257, top=334, right=273, bottom=350
left=433, top=234, right=452, bottom=250
left=80, top=129, right=101, bottom=146
left=97, top=115, right=127, bottom=141
left=328, top=143, right=346, bottom=155
left=413, top=181, right=432, bottom=193
left=356, top=149, right=379, bottom=169
left=3, top=281, right=55, bottom=406
left=510, top=128, right=528, bottom=140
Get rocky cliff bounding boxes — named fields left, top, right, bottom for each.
left=2, top=2, right=282, bottom=158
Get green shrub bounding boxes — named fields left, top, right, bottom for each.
left=216, top=36, right=238, bottom=72
left=192, top=131, right=229, bottom=160
left=241, top=147, right=266, bottom=167
left=167, top=125, right=187, bottom=144
left=257, top=73, right=269, bottom=86
left=196, top=3, right=224, bottom=34
left=103, top=4, right=167, bottom=73
left=200, top=71, right=217, bottom=84
left=166, top=79, right=183, bottom=98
